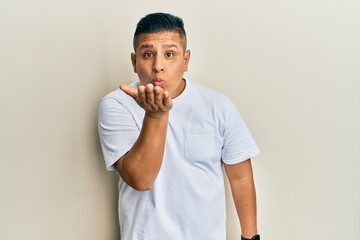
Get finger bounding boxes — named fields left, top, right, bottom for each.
left=137, top=85, right=146, bottom=104
left=120, top=85, right=138, bottom=99
left=162, top=91, right=173, bottom=109
left=154, top=86, right=163, bottom=106
left=145, top=84, right=155, bottom=105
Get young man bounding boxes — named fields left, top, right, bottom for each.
left=98, top=12, right=260, bottom=240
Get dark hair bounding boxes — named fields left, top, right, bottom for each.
left=133, top=12, right=187, bottom=52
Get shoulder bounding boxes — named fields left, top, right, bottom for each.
left=98, top=85, right=143, bottom=125
left=99, top=89, right=126, bottom=111
left=100, top=82, right=140, bottom=110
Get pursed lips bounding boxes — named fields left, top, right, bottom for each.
left=152, top=78, right=165, bottom=87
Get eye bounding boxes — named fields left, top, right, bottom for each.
left=144, top=52, right=153, bottom=58
left=166, top=52, right=174, bottom=58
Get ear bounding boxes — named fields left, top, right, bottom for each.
left=184, top=50, right=191, bottom=72
left=131, top=53, right=137, bottom=73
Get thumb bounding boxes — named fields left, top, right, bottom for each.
left=120, top=84, right=138, bottom=99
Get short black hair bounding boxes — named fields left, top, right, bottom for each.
left=133, top=12, right=187, bottom=52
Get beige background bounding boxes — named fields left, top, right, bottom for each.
left=1, top=0, right=359, bottom=239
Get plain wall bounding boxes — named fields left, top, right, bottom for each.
left=1, top=0, right=359, bottom=239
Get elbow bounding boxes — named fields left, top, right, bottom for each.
left=116, top=162, right=155, bottom=191
left=118, top=165, right=157, bottom=191
left=120, top=175, right=155, bottom=191
left=125, top=175, right=155, bottom=191
left=131, top=181, right=154, bottom=191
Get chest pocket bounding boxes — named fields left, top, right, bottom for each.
left=183, top=127, right=221, bottom=162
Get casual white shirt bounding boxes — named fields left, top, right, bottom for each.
left=98, top=80, right=260, bottom=240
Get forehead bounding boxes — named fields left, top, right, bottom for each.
left=136, top=31, right=184, bottom=51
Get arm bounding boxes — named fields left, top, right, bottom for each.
left=116, top=83, right=172, bottom=191
left=224, top=159, right=258, bottom=239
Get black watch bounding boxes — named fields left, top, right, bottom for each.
left=241, top=234, right=260, bottom=240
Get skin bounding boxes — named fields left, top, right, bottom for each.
left=117, top=31, right=258, bottom=238
left=224, top=160, right=258, bottom=238
left=117, top=31, right=190, bottom=190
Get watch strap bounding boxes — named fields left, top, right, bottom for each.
left=241, top=234, right=260, bottom=240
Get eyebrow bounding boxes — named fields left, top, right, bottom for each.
left=139, top=44, right=153, bottom=49
left=163, top=44, right=178, bottom=49
left=139, top=43, right=178, bottom=50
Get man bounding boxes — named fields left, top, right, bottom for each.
left=98, top=12, right=260, bottom=240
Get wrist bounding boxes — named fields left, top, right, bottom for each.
left=145, top=111, right=169, bottom=120
left=241, top=234, right=260, bottom=240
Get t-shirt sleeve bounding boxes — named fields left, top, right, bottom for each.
left=221, top=98, right=260, bottom=164
left=98, top=96, right=140, bottom=171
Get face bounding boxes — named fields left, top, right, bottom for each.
left=131, top=31, right=190, bottom=98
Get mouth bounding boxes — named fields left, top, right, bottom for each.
left=152, top=78, right=165, bottom=87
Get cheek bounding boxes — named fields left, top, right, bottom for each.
left=136, top=62, right=149, bottom=74
left=135, top=63, right=152, bottom=83
left=173, top=63, right=186, bottom=75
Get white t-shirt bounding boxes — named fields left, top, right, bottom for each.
left=98, top=80, right=260, bottom=240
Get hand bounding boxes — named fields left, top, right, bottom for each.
left=120, top=83, right=173, bottom=117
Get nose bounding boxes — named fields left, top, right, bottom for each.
left=153, top=55, right=165, bottom=73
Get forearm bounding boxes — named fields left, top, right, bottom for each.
left=231, top=175, right=257, bottom=238
left=225, top=160, right=258, bottom=238
left=116, top=83, right=173, bottom=190
left=116, top=112, right=168, bottom=190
